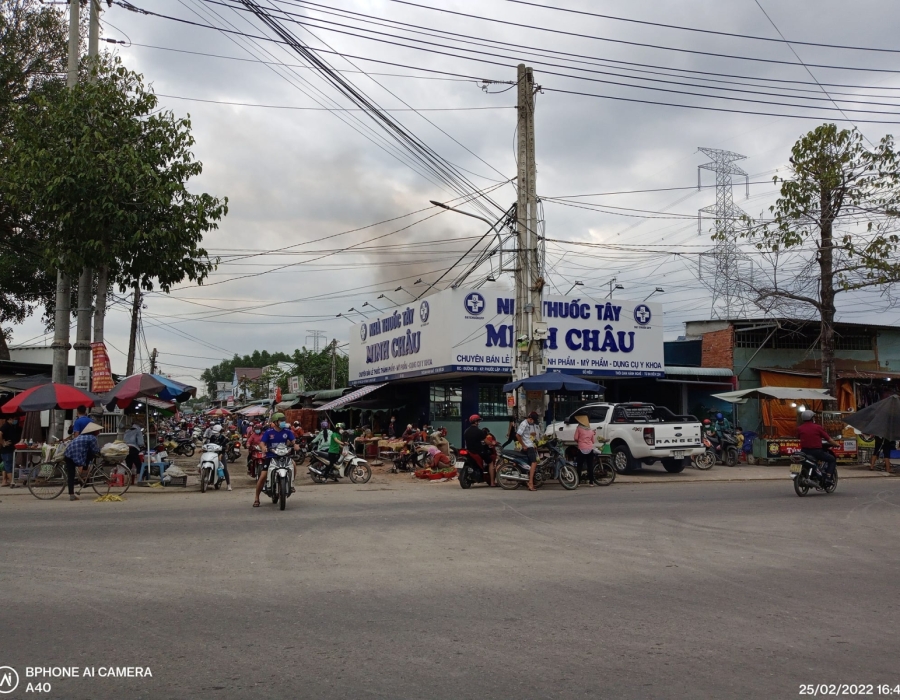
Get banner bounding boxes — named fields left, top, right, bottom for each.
left=90, top=342, right=115, bottom=393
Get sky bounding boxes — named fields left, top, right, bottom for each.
left=11, top=0, right=900, bottom=391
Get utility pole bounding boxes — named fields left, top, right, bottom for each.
left=306, top=330, right=325, bottom=353
left=514, top=64, right=543, bottom=419
left=50, top=0, right=80, bottom=437
left=149, top=348, right=158, bottom=375
left=125, top=285, right=141, bottom=375
left=330, top=340, right=337, bottom=390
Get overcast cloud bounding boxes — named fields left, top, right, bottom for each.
left=12, top=0, right=900, bottom=390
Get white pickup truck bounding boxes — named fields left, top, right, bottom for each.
left=544, top=402, right=705, bottom=473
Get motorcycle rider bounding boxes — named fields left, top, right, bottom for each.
left=797, top=410, right=840, bottom=483
left=463, top=414, right=495, bottom=487
left=310, top=420, right=331, bottom=452
left=713, top=412, right=732, bottom=440
left=253, top=413, right=295, bottom=507
left=207, top=424, right=232, bottom=491
left=323, top=422, right=347, bottom=479
left=246, top=423, right=264, bottom=476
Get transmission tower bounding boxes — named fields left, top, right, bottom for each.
left=697, top=147, right=751, bottom=319
left=306, top=330, right=326, bottom=352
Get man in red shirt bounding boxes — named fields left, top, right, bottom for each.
left=797, top=410, right=840, bottom=482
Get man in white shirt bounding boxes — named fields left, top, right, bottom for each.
left=517, top=411, right=541, bottom=491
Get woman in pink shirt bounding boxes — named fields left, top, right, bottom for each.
left=573, top=415, right=597, bottom=486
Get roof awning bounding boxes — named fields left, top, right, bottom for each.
left=664, top=366, right=733, bottom=377
left=316, top=383, right=387, bottom=412
left=712, top=387, right=835, bottom=404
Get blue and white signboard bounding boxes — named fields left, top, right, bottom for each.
left=349, top=288, right=664, bottom=385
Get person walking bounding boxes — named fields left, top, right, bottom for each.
left=1, top=415, right=22, bottom=488
left=573, top=414, right=597, bottom=486
left=870, top=435, right=894, bottom=474
left=63, top=422, right=102, bottom=501
left=501, top=420, right=517, bottom=449
left=123, top=422, right=145, bottom=481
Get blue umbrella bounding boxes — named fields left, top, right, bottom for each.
left=502, top=372, right=604, bottom=393
left=149, top=374, right=197, bottom=403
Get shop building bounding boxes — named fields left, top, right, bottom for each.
left=683, top=318, right=900, bottom=434
left=347, top=287, right=666, bottom=445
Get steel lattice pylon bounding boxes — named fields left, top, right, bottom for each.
left=697, top=147, right=751, bottom=319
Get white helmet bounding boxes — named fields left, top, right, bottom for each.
left=800, top=410, right=814, bottom=422
left=212, top=424, right=223, bottom=433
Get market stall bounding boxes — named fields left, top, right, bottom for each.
left=711, top=386, right=847, bottom=464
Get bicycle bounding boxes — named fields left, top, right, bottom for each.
left=26, top=458, right=133, bottom=500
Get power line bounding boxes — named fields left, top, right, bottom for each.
left=154, top=93, right=515, bottom=111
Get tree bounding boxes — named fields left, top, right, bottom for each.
left=0, top=0, right=72, bottom=357
left=741, top=124, right=900, bottom=397
left=4, top=54, right=227, bottom=332
left=199, top=347, right=349, bottom=396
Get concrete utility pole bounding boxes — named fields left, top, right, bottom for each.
left=125, top=285, right=141, bottom=376
left=514, top=64, right=543, bottom=419
left=330, top=340, right=337, bottom=390
left=149, top=348, right=158, bottom=375
left=73, top=1, right=104, bottom=390
left=50, top=0, right=81, bottom=437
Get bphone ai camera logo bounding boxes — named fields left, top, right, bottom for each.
left=360, top=323, right=367, bottom=342
left=464, top=292, right=486, bottom=317
left=633, top=304, right=652, bottom=325
left=419, top=300, right=430, bottom=323
left=0, top=666, right=19, bottom=694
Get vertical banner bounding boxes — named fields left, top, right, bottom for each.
left=90, top=342, right=115, bottom=393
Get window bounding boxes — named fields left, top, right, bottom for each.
left=733, top=325, right=873, bottom=351
left=430, top=383, right=461, bottom=422
left=478, top=384, right=509, bottom=419
left=581, top=406, right=608, bottom=423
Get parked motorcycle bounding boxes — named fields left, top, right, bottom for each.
left=164, top=433, right=195, bottom=457
left=198, top=443, right=226, bottom=493
left=705, top=428, right=740, bottom=467
left=292, top=435, right=311, bottom=466
left=692, top=435, right=716, bottom=470
left=391, top=442, right=427, bottom=473
left=226, top=437, right=241, bottom=463
left=790, top=446, right=838, bottom=497
left=307, top=444, right=372, bottom=484
left=535, top=439, right=579, bottom=490
left=262, top=443, right=295, bottom=510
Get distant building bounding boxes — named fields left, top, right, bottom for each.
left=232, top=367, right=263, bottom=400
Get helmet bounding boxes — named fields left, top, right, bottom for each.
left=336, top=422, right=345, bottom=429
left=715, top=413, right=724, bottom=420
left=292, top=421, right=300, bottom=428
left=321, top=420, right=329, bottom=429
left=801, top=410, right=814, bottom=421
left=271, top=412, right=285, bottom=422
left=702, top=419, right=711, bottom=425
left=211, top=424, right=223, bottom=434
left=469, top=414, right=482, bottom=423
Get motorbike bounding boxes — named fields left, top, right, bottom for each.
left=226, top=436, right=241, bottom=463
left=391, top=441, right=427, bottom=473
left=198, top=443, right=226, bottom=493
left=307, top=444, right=372, bottom=484
left=191, top=427, right=204, bottom=446
left=248, top=443, right=266, bottom=479
left=457, top=448, right=493, bottom=489
left=704, top=428, right=740, bottom=467
left=692, top=435, right=716, bottom=470
left=292, top=435, right=311, bottom=466
left=165, top=433, right=195, bottom=457
left=790, top=446, right=838, bottom=497
left=495, top=449, right=545, bottom=490
left=535, top=439, right=579, bottom=489
left=262, top=443, right=295, bottom=511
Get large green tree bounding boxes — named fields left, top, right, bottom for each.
left=0, top=0, right=71, bottom=357
left=6, top=55, right=227, bottom=299
left=741, top=124, right=900, bottom=397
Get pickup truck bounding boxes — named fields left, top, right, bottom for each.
left=544, top=402, right=705, bottom=473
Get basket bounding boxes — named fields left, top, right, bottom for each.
left=162, top=475, right=187, bottom=487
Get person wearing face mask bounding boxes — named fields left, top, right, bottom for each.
left=1, top=415, right=22, bottom=487
left=246, top=423, right=264, bottom=476
left=253, top=413, right=295, bottom=507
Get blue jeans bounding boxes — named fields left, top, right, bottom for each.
left=1, top=452, right=13, bottom=474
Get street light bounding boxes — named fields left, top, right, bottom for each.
left=565, top=281, right=583, bottom=295
left=348, top=306, right=368, bottom=318
left=643, top=287, right=665, bottom=302
left=395, top=286, right=415, bottom=299
left=335, top=313, right=354, bottom=324
left=362, top=301, right=381, bottom=313
left=605, top=284, right=624, bottom=299
left=377, top=293, right=396, bottom=306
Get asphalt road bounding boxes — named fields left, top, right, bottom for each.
left=2, top=477, right=899, bottom=700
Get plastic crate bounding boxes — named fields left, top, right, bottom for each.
left=163, top=475, right=188, bottom=487
left=857, top=447, right=873, bottom=465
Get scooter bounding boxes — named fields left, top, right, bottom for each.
left=457, top=448, right=493, bottom=489
left=535, top=439, right=578, bottom=490
left=496, top=450, right=545, bottom=490
left=292, top=435, right=311, bottom=466
left=164, top=433, right=195, bottom=457
left=307, top=444, right=372, bottom=484
left=198, top=443, right=226, bottom=493
left=248, top=443, right=266, bottom=479
left=262, top=443, right=295, bottom=511
left=191, top=427, right=204, bottom=446
left=705, top=428, right=740, bottom=467
left=790, top=445, right=838, bottom=497
left=226, top=437, right=241, bottom=463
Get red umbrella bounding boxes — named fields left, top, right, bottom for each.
left=1, top=383, right=100, bottom=413
left=206, top=407, right=232, bottom=417
left=102, top=374, right=167, bottom=410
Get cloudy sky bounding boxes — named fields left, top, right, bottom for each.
left=13, top=0, right=900, bottom=389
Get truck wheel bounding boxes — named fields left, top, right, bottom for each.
left=611, top=444, right=636, bottom=474
left=662, top=458, right=686, bottom=473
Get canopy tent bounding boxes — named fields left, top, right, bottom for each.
left=237, top=404, right=267, bottom=417
left=711, top=387, right=836, bottom=404
left=316, top=383, right=387, bottom=412
left=502, top=372, right=604, bottom=394
left=844, top=395, right=900, bottom=441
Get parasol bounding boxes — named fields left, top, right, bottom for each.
left=844, top=395, right=900, bottom=441
left=1, top=383, right=101, bottom=413
left=502, top=372, right=604, bottom=393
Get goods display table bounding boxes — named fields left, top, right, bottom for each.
left=11, top=444, right=43, bottom=486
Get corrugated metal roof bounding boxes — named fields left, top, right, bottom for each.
left=665, top=366, right=733, bottom=377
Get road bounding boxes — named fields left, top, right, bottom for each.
left=2, top=477, right=899, bottom=699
